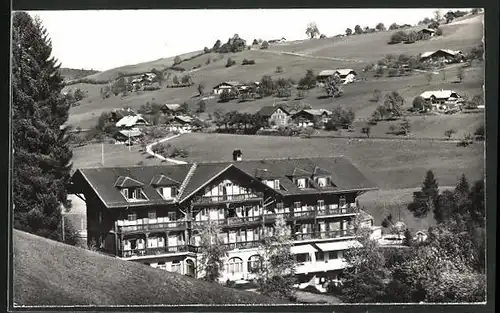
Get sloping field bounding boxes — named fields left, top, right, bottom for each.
left=165, top=133, right=484, bottom=190
left=13, top=230, right=287, bottom=306
left=268, top=14, right=483, bottom=62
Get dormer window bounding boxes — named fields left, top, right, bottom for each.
left=158, top=186, right=178, bottom=200
left=122, top=187, right=148, bottom=201
left=296, top=178, right=306, bottom=189
left=316, top=177, right=329, bottom=188
left=150, top=174, right=180, bottom=201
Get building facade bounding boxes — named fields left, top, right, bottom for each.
left=69, top=156, right=380, bottom=288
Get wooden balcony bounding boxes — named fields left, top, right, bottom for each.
left=192, top=192, right=264, bottom=206
left=316, top=206, right=357, bottom=217
left=118, top=244, right=198, bottom=258
left=293, top=229, right=355, bottom=241
left=117, top=221, right=186, bottom=234
left=192, top=216, right=262, bottom=229
left=222, top=240, right=262, bottom=250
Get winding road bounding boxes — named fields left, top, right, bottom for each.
left=145, top=133, right=187, bottom=164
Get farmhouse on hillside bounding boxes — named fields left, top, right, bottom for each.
left=115, top=114, right=149, bottom=129
left=162, top=103, right=182, bottom=116
left=167, top=115, right=198, bottom=133
left=316, top=69, right=357, bottom=85
left=256, top=105, right=290, bottom=128
left=69, top=155, right=381, bottom=290
left=268, top=37, right=287, bottom=44
left=292, top=109, right=332, bottom=127
left=213, top=82, right=243, bottom=95
left=419, top=49, right=465, bottom=63
left=109, top=108, right=135, bottom=123
left=419, top=89, right=463, bottom=111
left=113, top=128, right=144, bottom=144
left=417, top=28, right=436, bottom=39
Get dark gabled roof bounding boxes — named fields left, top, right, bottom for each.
left=256, top=106, right=290, bottom=117
left=114, top=176, right=144, bottom=188
left=72, top=156, right=377, bottom=208
left=150, top=175, right=181, bottom=187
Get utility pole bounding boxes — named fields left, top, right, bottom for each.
left=101, top=143, right=104, bottom=166
left=61, top=213, right=65, bottom=242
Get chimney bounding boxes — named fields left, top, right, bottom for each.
left=233, top=149, right=242, bottom=161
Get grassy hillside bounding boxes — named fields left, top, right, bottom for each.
left=64, top=13, right=483, bottom=130
left=268, top=14, right=483, bottom=62
left=13, top=230, right=287, bottom=306
left=164, top=133, right=484, bottom=190
left=59, top=68, right=100, bottom=81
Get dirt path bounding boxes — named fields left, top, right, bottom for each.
left=146, top=133, right=188, bottom=164
left=258, top=48, right=364, bottom=63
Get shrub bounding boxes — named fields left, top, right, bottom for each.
left=444, top=129, right=457, bottom=139
left=435, top=27, right=443, bottom=36
left=205, top=57, right=211, bottom=65
left=275, top=66, right=284, bottom=73
left=320, top=34, right=327, bottom=39
left=374, top=67, right=385, bottom=77
left=428, top=21, right=440, bottom=29
left=226, top=58, right=236, bottom=68
left=474, top=124, right=485, bottom=140
left=389, top=31, right=407, bottom=44
left=412, top=96, right=426, bottom=110
left=260, top=41, right=269, bottom=49
left=173, top=56, right=182, bottom=65
left=252, top=39, right=259, bottom=45
left=242, top=59, right=256, bottom=65
left=388, top=68, right=398, bottom=77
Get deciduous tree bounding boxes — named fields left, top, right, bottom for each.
left=198, top=221, right=229, bottom=283
left=305, top=22, right=320, bottom=39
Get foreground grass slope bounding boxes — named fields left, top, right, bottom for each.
left=14, top=230, right=286, bottom=306
left=65, top=14, right=483, bottom=129
left=165, top=133, right=484, bottom=190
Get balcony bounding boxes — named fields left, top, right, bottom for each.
left=192, top=192, right=264, bottom=205
left=316, top=206, right=357, bottom=217
left=118, top=244, right=198, bottom=258
left=192, top=216, right=262, bottom=229
left=117, top=220, right=186, bottom=234
left=294, top=229, right=355, bottom=241
left=222, top=240, right=262, bottom=250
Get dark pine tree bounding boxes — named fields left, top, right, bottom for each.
left=12, top=12, right=74, bottom=242
left=468, top=179, right=485, bottom=227
left=409, top=170, right=439, bottom=218
left=454, top=174, right=470, bottom=216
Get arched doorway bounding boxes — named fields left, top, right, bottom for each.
left=186, top=259, right=196, bottom=277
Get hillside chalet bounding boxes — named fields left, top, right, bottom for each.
left=115, top=115, right=149, bottom=129
left=417, top=28, right=436, bottom=39
left=113, top=128, right=144, bottom=144
left=109, top=108, right=135, bottom=123
left=162, top=104, right=182, bottom=116
left=420, top=90, right=463, bottom=111
left=167, top=115, right=199, bottom=133
left=69, top=156, right=381, bottom=288
left=256, top=106, right=290, bottom=128
left=419, top=49, right=465, bottom=63
left=316, top=69, right=357, bottom=84
left=292, top=109, right=332, bottom=127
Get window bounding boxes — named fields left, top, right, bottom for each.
left=328, top=251, right=338, bottom=259
left=158, top=262, right=167, bottom=270
left=171, top=261, right=181, bottom=273
left=276, top=202, right=284, bottom=213
left=317, top=177, right=328, bottom=187
left=295, top=253, right=310, bottom=263
left=122, top=188, right=147, bottom=201
left=128, top=213, right=137, bottom=221
left=339, top=196, right=346, bottom=207
left=148, top=210, right=156, bottom=219
left=317, top=200, right=325, bottom=209
left=315, top=252, right=325, bottom=261
left=227, top=257, right=243, bottom=274
left=167, top=212, right=176, bottom=221
left=274, top=179, right=280, bottom=190
left=122, top=188, right=129, bottom=199
left=294, top=201, right=301, bottom=210
left=296, top=178, right=306, bottom=188
left=248, top=255, right=262, bottom=273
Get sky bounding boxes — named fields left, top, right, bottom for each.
left=26, top=9, right=463, bottom=71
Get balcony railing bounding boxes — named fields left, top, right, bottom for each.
left=117, top=221, right=186, bottom=234
left=222, top=240, right=262, bottom=250
left=294, top=229, right=355, bottom=241
left=118, top=244, right=198, bottom=258
left=192, top=192, right=264, bottom=205
left=192, top=216, right=262, bottom=229
left=316, top=206, right=357, bottom=216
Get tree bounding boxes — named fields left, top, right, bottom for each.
left=172, top=75, right=179, bottom=85
left=383, top=91, right=404, bottom=117
left=252, top=38, right=259, bottom=45
left=298, top=69, right=317, bottom=90
left=412, top=96, right=426, bottom=111
left=225, top=57, right=236, bottom=68
left=361, top=126, right=371, bottom=138
left=256, top=215, right=296, bottom=300
left=260, top=41, right=269, bottom=49
left=259, top=75, right=275, bottom=97
left=399, top=118, right=410, bottom=135
left=445, top=11, right=456, bottom=24
left=389, top=31, right=408, bottom=44
left=196, top=100, right=206, bottom=113
left=197, top=83, right=205, bottom=97
left=444, top=129, right=456, bottom=140
left=389, top=23, right=399, bottom=30
left=471, top=8, right=480, bottom=15
left=474, top=124, right=485, bottom=140
left=173, top=55, right=182, bottom=65
left=180, top=102, right=189, bottom=114
left=376, top=23, right=386, bottom=31
left=406, top=31, right=418, bottom=43
left=12, top=12, right=73, bottom=241
left=354, top=25, right=363, bottom=35
left=425, top=72, right=433, bottom=84
left=374, top=67, right=385, bottom=77
left=433, top=10, right=442, bottom=22
left=212, top=39, right=221, bottom=52
left=73, top=88, right=85, bottom=101
left=345, top=28, right=353, bottom=36
left=198, top=221, right=229, bottom=283
left=457, top=67, right=465, bottom=82
left=324, top=74, right=343, bottom=97
left=181, top=74, right=192, bottom=85
left=274, top=78, right=292, bottom=98
left=305, top=22, right=320, bottom=39
left=408, top=170, right=439, bottom=218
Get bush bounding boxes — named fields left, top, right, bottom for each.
left=226, top=58, right=236, bottom=68
left=412, top=96, right=426, bottom=110
left=275, top=66, right=284, bottom=73
left=242, top=59, right=256, bottom=65
left=388, top=68, right=398, bottom=77
left=474, top=124, right=485, bottom=140
left=320, top=34, right=327, bottom=39
left=389, top=31, right=407, bottom=44
left=428, top=21, right=440, bottom=29
left=260, top=41, right=269, bottom=49
left=374, top=67, right=385, bottom=77
left=173, top=56, right=182, bottom=65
